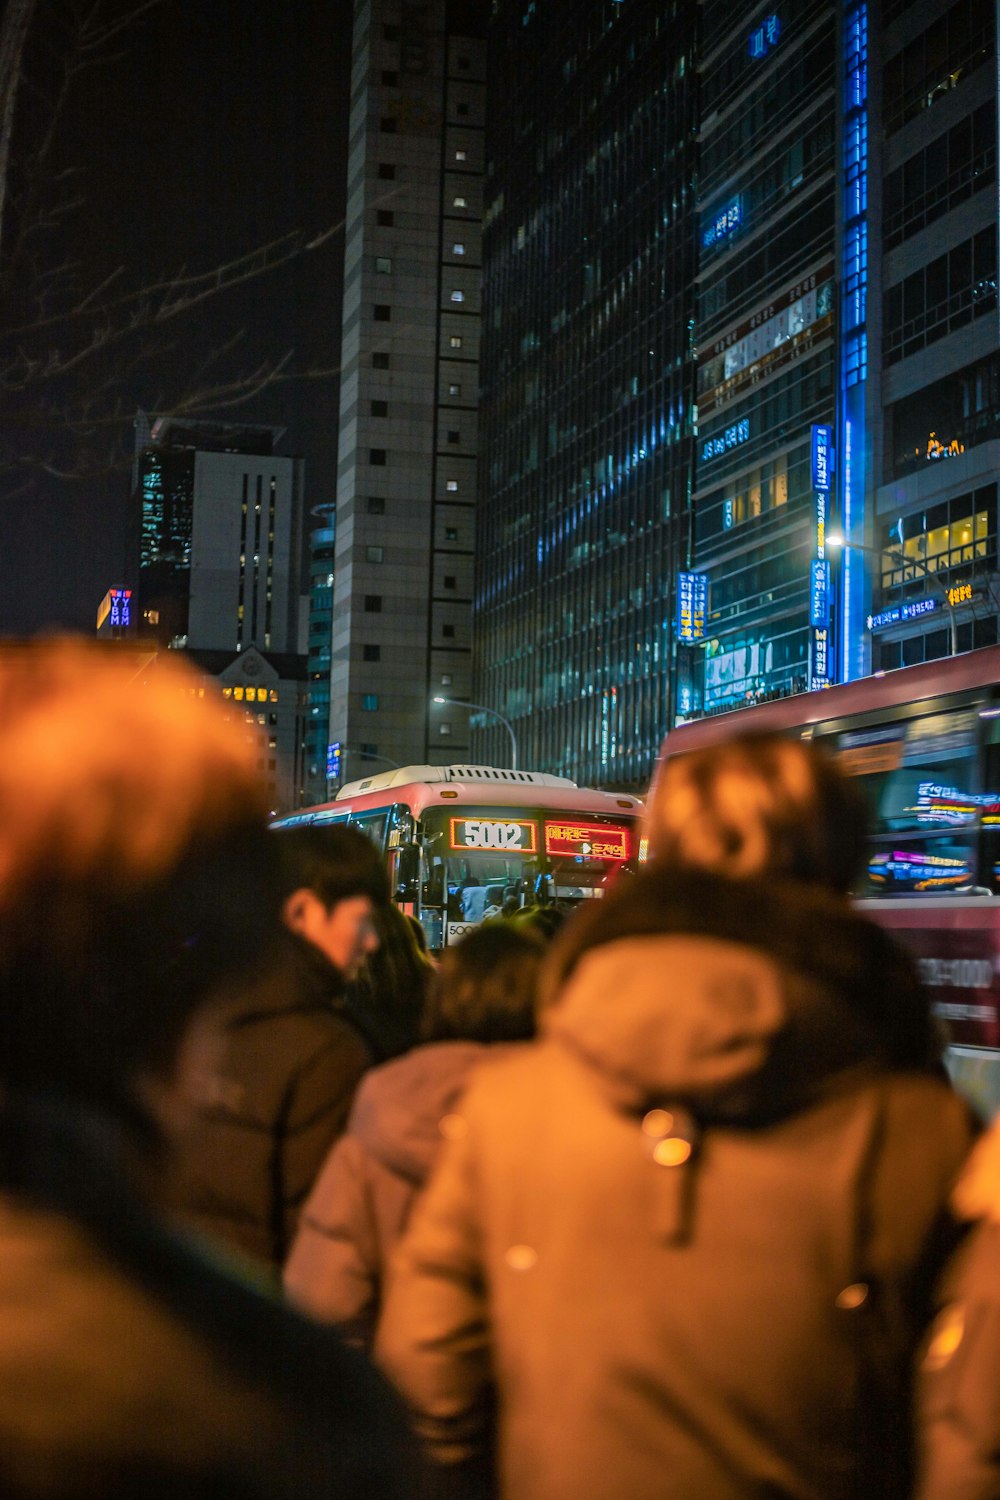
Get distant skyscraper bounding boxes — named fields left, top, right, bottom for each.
left=134, top=417, right=306, bottom=654
left=305, top=503, right=336, bottom=803
left=328, top=0, right=487, bottom=786
left=475, top=0, right=698, bottom=786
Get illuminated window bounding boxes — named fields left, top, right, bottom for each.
left=367, top=545, right=384, bottom=562
left=455, top=149, right=466, bottom=162
left=222, top=686, right=233, bottom=698
left=439, top=722, right=452, bottom=735
left=448, top=383, right=461, bottom=396
left=375, top=257, right=392, bottom=274
left=446, top=527, right=458, bottom=541
left=450, top=290, right=464, bottom=303
left=450, top=335, right=463, bottom=349
left=234, top=686, right=245, bottom=701
left=453, top=195, right=467, bottom=208
left=362, top=694, right=379, bottom=711
left=446, top=480, right=459, bottom=491
left=452, top=243, right=466, bottom=255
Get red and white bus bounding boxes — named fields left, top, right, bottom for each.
left=272, top=764, right=643, bottom=951
left=659, top=646, right=1000, bottom=1119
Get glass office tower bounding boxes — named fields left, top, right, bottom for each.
left=475, top=0, right=698, bottom=789
left=689, top=0, right=839, bottom=715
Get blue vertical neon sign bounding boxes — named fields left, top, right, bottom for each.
left=839, top=2, right=868, bottom=683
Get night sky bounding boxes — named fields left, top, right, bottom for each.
left=0, top=0, right=353, bottom=633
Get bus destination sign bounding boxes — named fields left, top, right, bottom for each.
left=544, top=822, right=630, bottom=861
left=450, top=818, right=538, bottom=852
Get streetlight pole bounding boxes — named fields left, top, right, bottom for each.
left=432, top=696, right=519, bottom=770
left=827, top=531, right=958, bottom=656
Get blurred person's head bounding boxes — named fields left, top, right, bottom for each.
left=276, top=826, right=389, bottom=980
left=645, top=733, right=867, bottom=894
left=0, top=640, right=278, bottom=1135
left=422, top=924, right=543, bottom=1044
left=345, top=903, right=436, bottom=1058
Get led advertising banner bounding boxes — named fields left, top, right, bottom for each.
left=544, top=822, right=630, bottom=861
left=450, top=818, right=537, bottom=852
left=677, top=572, right=709, bottom=642
left=811, top=424, right=833, bottom=493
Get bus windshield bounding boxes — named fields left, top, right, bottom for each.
left=418, top=804, right=636, bottom=939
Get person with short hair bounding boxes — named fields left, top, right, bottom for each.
left=169, top=822, right=393, bottom=1270
left=0, top=639, right=412, bottom=1499
left=378, top=733, right=974, bottom=1500
left=285, top=924, right=542, bottom=1346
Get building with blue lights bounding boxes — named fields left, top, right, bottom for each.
left=868, top=0, right=998, bottom=670
left=475, top=0, right=698, bottom=786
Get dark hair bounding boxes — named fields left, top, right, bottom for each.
left=343, top=903, right=435, bottom=1059
left=646, top=732, right=868, bottom=893
left=273, top=825, right=390, bottom=909
left=422, top=925, right=542, bottom=1044
left=0, top=641, right=278, bottom=1113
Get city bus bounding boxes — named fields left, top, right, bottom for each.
left=657, top=646, right=1000, bottom=1119
left=272, top=763, right=643, bottom=950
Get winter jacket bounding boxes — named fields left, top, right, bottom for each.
left=170, top=931, right=375, bottom=1269
left=0, top=1090, right=415, bottom=1500
left=285, top=1041, right=496, bottom=1344
left=377, top=867, right=975, bottom=1500
left=914, top=1116, right=1000, bottom=1500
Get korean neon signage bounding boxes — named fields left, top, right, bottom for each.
left=544, top=823, right=630, bottom=861
left=677, top=572, right=709, bottom=642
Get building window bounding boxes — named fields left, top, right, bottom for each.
left=439, top=722, right=452, bottom=735
left=374, top=304, right=391, bottom=321
left=362, top=694, right=379, bottom=711
left=453, top=195, right=467, bottom=208
left=448, top=383, right=461, bottom=396
left=450, top=335, right=463, bottom=349
left=441, top=673, right=453, bottom=686
left=383, top=23, right=399, bottom=39
left=443, top=623, right=455, bottom=637
left=457, top=55, right=470, bottom=68
left=373, top=351, right=390, bottom=369
left=371, top=400, right=388, bottom=417
left=456, top=102, right=469, bottom=116
left=380, top=117, right=397, bottom=133
left=446, top=480, right=459, bottom=491
left=368, top=496, right=386, bottom=514
left=454, top=149, right=467, bottom=162
left=364, top=595, right=382, bottom=613
left=363, top=643, right=381, bottom=661
left=382, top=69, right=398, bottom=84
left=367, top=545, right=384, bottom=563
left=444, top=575, right=457, bottom=589
left=450, top=290, right=464, bottom=303
left=369, top=449, right=387, bottom=465
left=447, top=430, right=460, bottom=444
left=452, top=242, right=466, bottom=256
left=445, top=527, right=458, bottom=541
left=378, top=163, right=396, bottom=180
left=375, top=256, right=392, bottom=273
left=377, top=210, right=394, bottom=227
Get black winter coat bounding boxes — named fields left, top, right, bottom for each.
left=170, top=932, right=375, bottom=1269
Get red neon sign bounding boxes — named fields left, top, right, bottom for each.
left=544, top=822, right=630, bottom=861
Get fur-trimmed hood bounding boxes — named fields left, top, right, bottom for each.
left=540, top=866, right=941, bottom=1126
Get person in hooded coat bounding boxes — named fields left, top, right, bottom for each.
left=284, top=923, right=542, bottom=1347
left=376, top=733, right=975, bottom=1500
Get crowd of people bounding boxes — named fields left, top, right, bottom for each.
left=1, top=637, right=999, bottom=1498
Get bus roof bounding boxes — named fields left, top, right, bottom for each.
left=272, top=770, right=643, bottom=827
left=664, top=645, right=1000, bottom=754
left=335, top=763, right=578, bottom=799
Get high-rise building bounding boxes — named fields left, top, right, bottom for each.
left=132, top=416, right=309, bottom=811
left=305, top=503, right=336, bottom=803
left=689, top=1, right=841, bottom=716
left=475, top=0, right=698, bottom=787
left=134, top=417, right=306, bottom=655
left=868, top=0, right=999, bottom=671
left=328, top=0, right=487, bottom=786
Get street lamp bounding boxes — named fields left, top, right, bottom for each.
left=432, top=696, right=519, bottom=770
left=827, top=530, right=958, bottom=657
